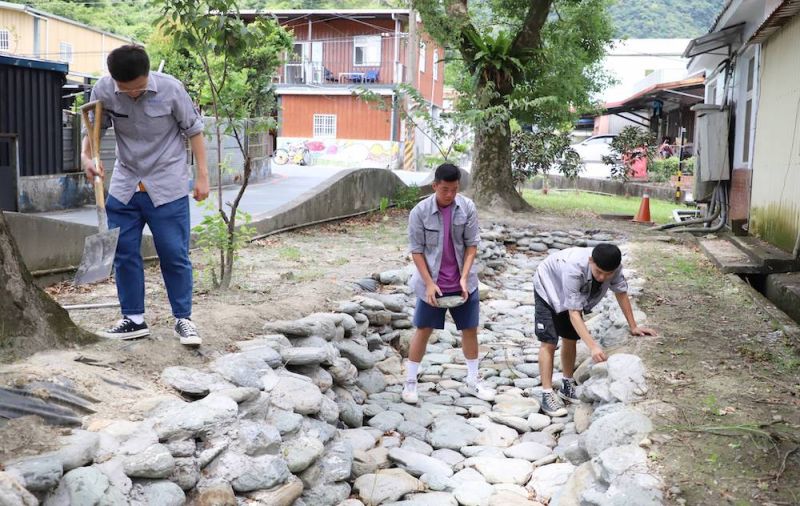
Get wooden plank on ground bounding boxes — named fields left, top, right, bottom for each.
left=698, top=238, right=763, bottom=274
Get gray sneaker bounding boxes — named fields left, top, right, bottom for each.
left=174, top=318, right=201, bottom=346
left=559, top=378, right=580, bottom=404
left=541, top=390, right=568, bottom=417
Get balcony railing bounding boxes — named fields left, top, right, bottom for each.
left=279, top=60, right=404, bottom=86
left=276, top=34, right=408, bottom=86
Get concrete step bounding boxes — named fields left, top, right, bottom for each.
left=728, top=235, right=800, bottom=273
left=698, top=237, right=763, bottom=274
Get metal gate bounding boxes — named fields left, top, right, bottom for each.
left=0, top=134, right=19, bottom=212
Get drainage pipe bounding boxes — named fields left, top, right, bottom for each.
left=679, top=184, right=728, bottom=234
left=657, top=184, right=721, bottom=230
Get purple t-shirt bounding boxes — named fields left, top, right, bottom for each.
left=437, top=204, right=462, bottom=293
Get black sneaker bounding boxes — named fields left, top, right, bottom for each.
left=174, top=318, right=201, bottom=346
left=541, top=390, right=568, bottom=417
left=559, top=378, right=580, bottom=404
left=97, top=318, right=150, bottom=340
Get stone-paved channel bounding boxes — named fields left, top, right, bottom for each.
left=1, top=225, right=664, bottom=505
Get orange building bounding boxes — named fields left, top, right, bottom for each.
left=242, top=9, right=445, bottom=169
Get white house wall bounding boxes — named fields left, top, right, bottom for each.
left=749, top=13, right=800, bottom=252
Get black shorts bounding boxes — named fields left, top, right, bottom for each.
left=534, top=291, right=579, bottom=344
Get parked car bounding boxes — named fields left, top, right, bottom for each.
left=570, top=134, right=617, bottom=178
left=571, top=134, right=616, bottom=163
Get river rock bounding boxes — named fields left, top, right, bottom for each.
left=581, top=408, right=653, bottom=458
left=281, top=437, right=325, bottom=473
left=205, top=451, right=290, bottom=493
left=268, top=376, right=323, bottom=415
left=161, top=366, right=222, bottom=396
left=122, top=443, right=175, bottom=479
left=528, top=463, right=576, bottom=501
left=465, top=457, right=533, bottom=485
left=388, top=448, right=454, bottom=478
left=428, top=417, right=481, bottom=450
left=336, top=340, right=380, bottom=370
left=354, top=468, right=423, bottom=504
left=0, top=472, right=38, bottom=506
left=210, top=353, right=273, bottom=389
left=246, top=476, right=304, bottom=506
left=130, top=480, right=185, bottom=506
left=152, top=394, right=238, bottom=440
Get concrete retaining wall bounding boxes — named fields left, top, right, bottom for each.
left=4, top=212, right=157, bottom=274
left=530, top=175, right=677, bottom=201
left=250, top=168, right=410, bottom=236
left=7, top=166, right=470, bottom=277
left=765, top=273, right=800, bottom=325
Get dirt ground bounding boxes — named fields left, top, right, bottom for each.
left=2, top=202, right=799, bottom=504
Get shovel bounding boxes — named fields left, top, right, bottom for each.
left=74, top=101, right=120, bottom=285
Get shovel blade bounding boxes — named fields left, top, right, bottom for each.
left=73, top=228, right=120, bottom=285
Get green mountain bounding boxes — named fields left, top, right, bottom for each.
left=608, top=0, right=726, bottom=39
left=8, top=0, right=726, bottom=46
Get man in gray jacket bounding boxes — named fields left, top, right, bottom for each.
left=533, top=243, right=656, bottom=416
left=82, top=45, right=209, bottom=346
left=402, top=163, right=494, bottom=404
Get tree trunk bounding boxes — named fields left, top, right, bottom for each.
left=0, top=212, right=96, bottom=361
left=470, top=119, right=531, bottom=212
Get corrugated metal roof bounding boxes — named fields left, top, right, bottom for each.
left=0, top=54, right=68, bottom=74
left=749, top=0, right=800, bottom=43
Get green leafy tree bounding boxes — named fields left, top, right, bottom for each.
left=602, top=126, right=656, bottom=181
left=510, top=129, right=582, bottom=193
left=155, top=0, right=292, bottom=289
left=413, top=0, right=614, bottom=211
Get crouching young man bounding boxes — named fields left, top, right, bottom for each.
left=533, top=243, right=656, bottom=416
left=402, top=163, right=495, bottom=404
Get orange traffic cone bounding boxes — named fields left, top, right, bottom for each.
left=632, top=193, right=652, bottom=224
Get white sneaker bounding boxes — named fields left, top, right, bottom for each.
left=401, top=381, right=419, bottom=404
left=464, top=379, right=496, bottom=402
left=174, top=318, right=202, bottom=346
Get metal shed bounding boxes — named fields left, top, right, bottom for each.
left=0, top=54, right=67, bottom=211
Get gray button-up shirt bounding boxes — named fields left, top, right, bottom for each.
left=86, top=71, right=204, bottom=207
left=533, top=247, right=628, bottom=314
left=408, top=193, right=481, bottom=299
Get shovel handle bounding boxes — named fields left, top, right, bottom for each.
left=81, top=101, right=108, bottom=231
left=80, top=101, right=103, bottom=173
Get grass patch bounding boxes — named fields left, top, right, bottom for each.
left=522, top=189, right=693, bottom=224
left=277, top=246, right=302, bottom=261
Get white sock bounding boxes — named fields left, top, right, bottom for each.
left=542, top=388, right=554, bottom=393
left=126, top=314, right=144, bottom=325
left=406, top=360, right=420, bottom=383
left=465, top=358, right=479, bottom=383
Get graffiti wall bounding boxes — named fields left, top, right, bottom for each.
left=275, top=137, right=400, bottom=168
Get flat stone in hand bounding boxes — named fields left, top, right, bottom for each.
left=436, top=296, right=466, bottom=308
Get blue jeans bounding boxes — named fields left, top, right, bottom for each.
left=106, top=193, right=192, bottom=319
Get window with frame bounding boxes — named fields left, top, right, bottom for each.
left=419, top=42, right=426, bottom=72
left=432, top=48, right=438, bottom=80
left=59, top=42, right=73, bottom=63
left=353, top=36, right=381, bottom=66
left=0, top=30, right=9, bottom=52
left=313, top=114, right=336, bottom=138
left=741, top=56, right=755, bottom=163
left=706, top=83, right=717, bottom=105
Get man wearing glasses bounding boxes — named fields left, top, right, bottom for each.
left=82, top=45, right=209, bottom=346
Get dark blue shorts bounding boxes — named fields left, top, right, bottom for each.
left=413, top=289, right=480, bottom=330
